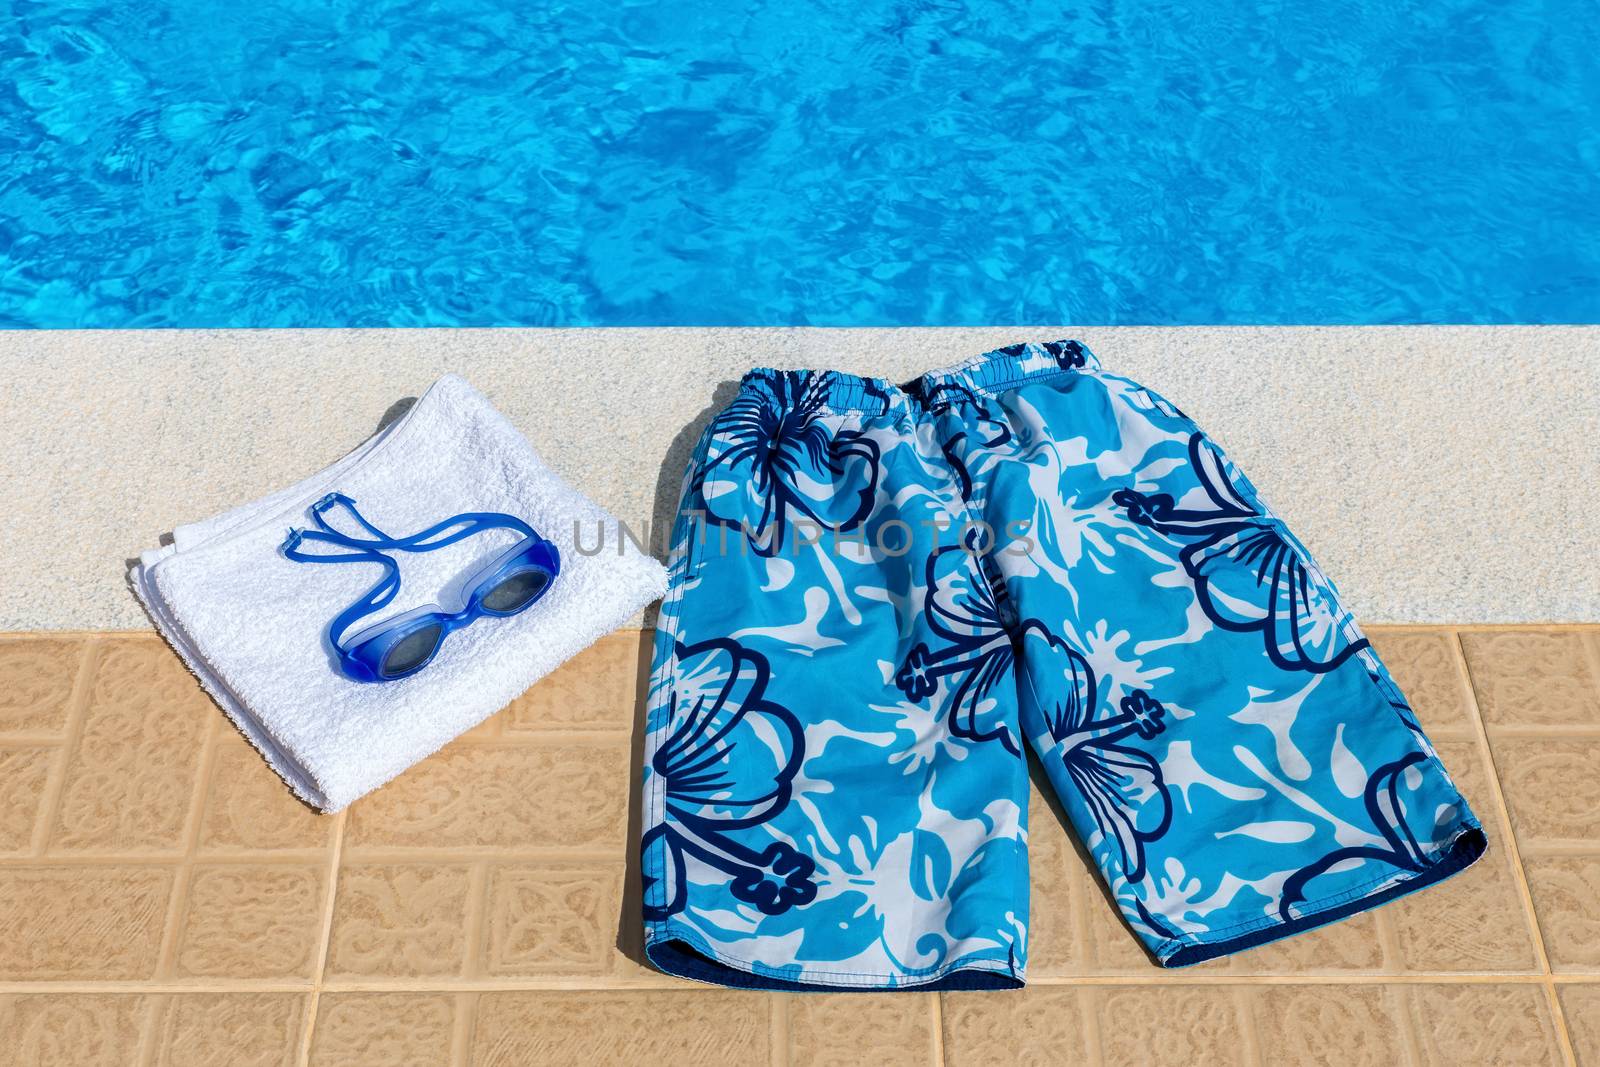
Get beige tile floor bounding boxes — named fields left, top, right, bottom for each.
left=1, top=626, right=1596, bottom=1066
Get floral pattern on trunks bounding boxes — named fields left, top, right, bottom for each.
left=640, top=341, right=1484, bottom=989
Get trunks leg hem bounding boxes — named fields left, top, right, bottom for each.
left=1154, top=822, right=1488, bottom=968
left=644, top=929, right=1024, bottom=991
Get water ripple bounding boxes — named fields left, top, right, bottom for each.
left=0, top=0, right=1596, bottom=326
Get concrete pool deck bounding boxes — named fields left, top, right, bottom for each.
left=1, top=325, right=1597, bottom=630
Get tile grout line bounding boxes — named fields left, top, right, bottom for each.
left=1, top=730, right=79, bottom=745
left=0, top=629, right=168, bottom=640
left=1545, top=984, right=1580, bottom=1067
left=1447, top=631, right=1555, bottom=973
left=1078, top=986, right=1103, bottom=1064
left=133, top=993, right=166, bottom=1067
left=1514, top=844, right=1600, bottom=863
left=1575, top=630, right=1600, bottom=686
left=1476, top=725, right=1600, bottom=739
left=770, top=992, right=790, bottom=1067
left=1231, top=985, right=1263, bottom=1067
left=1066, top=854, right=1093, bottom=979
left=296, top=807, right=349, bottom=1067
left=450, top=991, right=478, bottom=1067
left=1554, top=628, right=1600, bottom=1067
left=153, top=681, right=225, bottom=981
left=1373, top=907, right=1403, bottom=973
left=29, top=638, right=100, bottom=856
left=1, top=852, right=337, bottom=868
left=461, top=859, right=491, bottom=981
left=335, top=849, right=628, bottom=864
left=1449, top=630, right=1580, bottom=1066
left=0, top=982, right=322, bottom=995
left=4, top=972, right=1590, bottom=995
left=1391, top=986, right=1425, bottom=1067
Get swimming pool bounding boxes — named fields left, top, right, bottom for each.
left=3, top=1, right=1596, bottom=327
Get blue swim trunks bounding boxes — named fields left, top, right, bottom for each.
left=640, top=341, right=1486, bottom=990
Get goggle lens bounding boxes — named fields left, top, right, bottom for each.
left=381, top=622, right=444, bottom=678
left=480, top=568, right=551, bottom=614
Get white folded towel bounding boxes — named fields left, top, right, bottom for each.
left=131, top=374, right=666, bottom=812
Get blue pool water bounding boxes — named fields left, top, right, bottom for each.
left=2, top=1, right=1597, bottom=327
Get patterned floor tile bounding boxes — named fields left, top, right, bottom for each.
left=481, top=862, right=621, bottom=977
left=1, top=994, right=155, bottom=1066
left=1524, top=855, right=1600, bottom=972
left=0, top=637, right=87, bottom=737
left=504, top=631, right=647, bottom=733
left=1025, top=785, right=1087, bottom=978
left=1, top=624, right=1596, bottom=1065
left=326, top=862, right=474, bottom=979
left=148, top=994, right=307, bottom=1067
left=1222, top=909, right=1390, bottom=975
left=0, top=745, right=55, bottom=853
left=172, top=863, right=328, bottom=979
left=197, top=742, right=334, bottom=854
left=308, top=992, right=460, bottom=1067
left=1382, top=741, right=1539, bottom=972
left=1086, top=986, right=1252, bottom=1067
left=1430, top=738, right=1496, bottom=813
left=469, top=990, right=771, bottom=1065
left=47, top=640, right=212, bottom=855
left=0, top=865, right=172, bottom=980
left=457, top=709, right=505, bottom=741
left=1490, top=736, right=1600, bottom=847
left=784, top=992, right=937, bottom=1067
left=1460, top=631, right=1600, bottom=727
left=1032, top=795, right=1245, bottom=976
left=941, top=986, right=1087, bottom=1066
left=1385, top=850, right=1540, bottom=972
left=1401, top=984, right=1564, bottom=1065
left=343, top=741, right=631, bottom=852
left=1244, top=984, right=1406, bottom=1067
left=1560, top=983, right=1600, bottom=1067
left=1075, top=875, right=1257, bottom=976
left=1367, top=630, right=1479, bottom=738
left=1076, top=873, right=1165, bottom=974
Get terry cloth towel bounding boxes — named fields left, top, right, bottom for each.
left=131, top=374, right=667, bottom=812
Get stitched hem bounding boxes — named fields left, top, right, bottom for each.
left=1150, top=821, right=1487, bottom=967
left=644, top=924, right=1024, bottom=992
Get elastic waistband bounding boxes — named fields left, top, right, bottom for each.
left=736, top=340, right=1098, bottom=417
left=913, top=339, right=1099, bottom=401
left=736, top=367, right=908, bottom=417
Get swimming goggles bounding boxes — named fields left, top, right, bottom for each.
left=281, top=492, right=560, bottom=682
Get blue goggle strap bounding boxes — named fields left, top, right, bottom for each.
left=310, top=492, right=395, bottom=542
left=307, top=493, right=539, bottom=554
left=281, top=528, right=403, bottom=651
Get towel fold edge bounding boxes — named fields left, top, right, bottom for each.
left=130, top=559, right=333, bottom=809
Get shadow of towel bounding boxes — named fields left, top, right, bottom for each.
left=375, top=395, right=417, bottom=432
